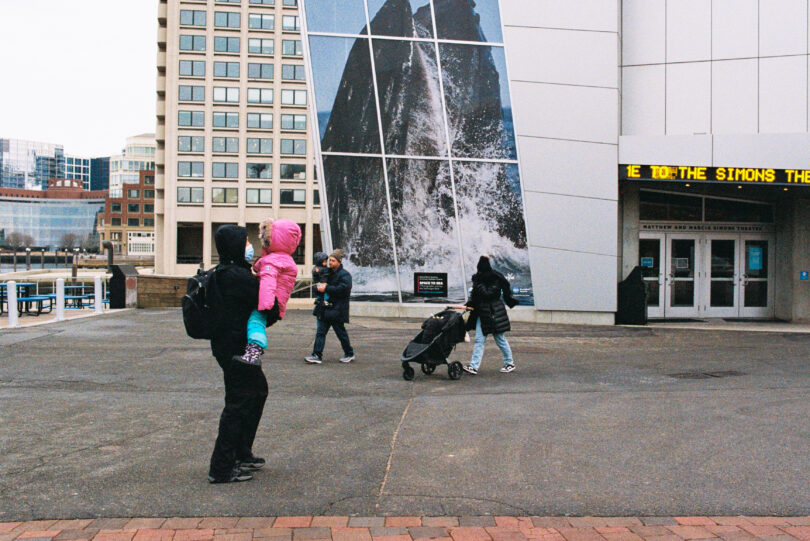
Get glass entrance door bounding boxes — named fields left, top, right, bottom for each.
left=705, top=235, right=739, bottom=318
left=639, top=234, right=664, bottom=318
left=665, top=235, right=700, bottom=318
left=739, top=236, right=773, bottom=318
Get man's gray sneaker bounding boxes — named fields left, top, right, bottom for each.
left=208, top=466, right=253, bottom=484
left=339, top=354, right=355, bottom=363
left=463, top=364, right=478, bottom=375
left=500, top=364, right=516, bottom=373
left=305, top=355, right=322, bottom=364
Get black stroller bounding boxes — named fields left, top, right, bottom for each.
left=400, top=307, right=471, bottom=381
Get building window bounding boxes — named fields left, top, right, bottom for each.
left=128, top=189, right=140, bottom=198
left=213, top=86, right=240, bottom=103
left=214, top=11, right=241, bottom=28
left=249, top=13, right=274, bottom=30
left=217, top=0, right=241, bottom=3
left=282, top=0, right=297, bottom=6
left=281, top=89, right=306, bottom=105
left=111, top=218, right=122, bottom=226
left=214, top=36, right=240, bottom=53
left=281, top=64, right=306, bottom=81
left=179, top=34, right=206, bottom=51
left=212, top=187, right=238, bottom=204
left=144, top=218, right=155, bottom=227
left=144, top=176, right=155, bottom=185
left=247, top=88, right=273, bottom=104
left=128, top=203, right=140, bottom=213
left=280, top=188, right=305, bottom=205
left=247, top=113, right=273, bottom=129
left=250, top=0, right=275, bottom=5
left=178, top=110, right=205, bottom=127
left=144, top=204, right=154, bottom=213
left=213, top=111, right=239, bottom=128
left=128, top=218, right=140, bottom=227
left=179, top=60, right=205, bottom=77
left=281, top=114, right=306, bottom=130
left=213, top=61, right=240, bottom=78
left=249, top=38, right=274, bottom=55
left=282, top=15, right=299, bottom=31
left=111, top=202, right=122, bottom=213
left=212, top=162, right=239, bottom=178
left=180, top=9, right=206, bottom=26
left=247, top=188, right=273, bottom=204
left=248, top=63, right=274, bottom=79
left=247, top=163, right=272, bottom=179
left=178, top=135, right=204, bottom=152
left=247, top=138, right=273, bottom=154
left=313, top=189, right=320, bottom=206
left=178, top=85, right=205, bottom=102
left=282, top=39, right=303, bottom=56
left=280, top=139, right=306, bottom=155
left=177, top=186, right=204, bottom=203
left=213, top=136, right=239, bottom=153
left=144, top=190, right=155, bottom=199
left=280, top=163, right=306, bottom=179
left=178, top=161, right=204, bottom=178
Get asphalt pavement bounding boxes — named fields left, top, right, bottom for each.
left=1, top=309, right=809, bottom=520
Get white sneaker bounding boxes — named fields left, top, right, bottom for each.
left=500, top=364, right=516, bottom=373
left=339, top=354, right=355, bottom=363
left=305, top=355, right=322, bottom=364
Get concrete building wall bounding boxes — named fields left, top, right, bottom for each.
left=502, top=0, right=619, bottom=321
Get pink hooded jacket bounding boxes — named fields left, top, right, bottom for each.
left=253, top=219, right=301, bottom=318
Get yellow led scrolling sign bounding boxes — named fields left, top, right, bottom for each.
left=620, top=164, right=810, bottom=186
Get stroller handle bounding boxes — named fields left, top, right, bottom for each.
left=447, top=305, right=473, bottom=311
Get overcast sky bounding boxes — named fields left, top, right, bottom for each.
left=0, top=1, right=156, bottom=157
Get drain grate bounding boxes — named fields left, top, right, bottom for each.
left=668, top=370, right=746, bottom=379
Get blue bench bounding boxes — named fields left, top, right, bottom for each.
left=17, top=296, right=54, bottom=316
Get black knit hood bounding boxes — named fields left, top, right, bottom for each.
left=215, top=224, right=251, bottom=268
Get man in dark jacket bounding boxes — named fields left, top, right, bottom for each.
left=305, top=249, right=355, bottom=364
left=208, top=225, right=268, bottom=483
left=463, top=254, right=519, bottom=375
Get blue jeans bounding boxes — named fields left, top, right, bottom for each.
left=469, top=318, right=514, bottom=370
left=246, top=310, right=268, bottom=349
left=312, top=318, right=353, bottom=358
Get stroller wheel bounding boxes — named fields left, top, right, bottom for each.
left=402, top=363, right=415, bottom=381
left=421, top=363, right=436, bottom=375
left=448, top=361, right=463, bottom=380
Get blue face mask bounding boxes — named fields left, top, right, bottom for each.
left=244, top=244, right=254, bottom=262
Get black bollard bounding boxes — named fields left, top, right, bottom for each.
left=13, top=250, right=17, bottom=272
left=25, top=248, right=31, bottom=271
left=41, top=249, right=45, bottom=269
left=103, top=241, right=114, bottom=272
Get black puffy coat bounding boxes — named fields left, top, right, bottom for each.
left=322, top=265, right=352, bottom=324
left=465, top=257, right=518, bottom=336
left=210, top=225, right=259, bottom=359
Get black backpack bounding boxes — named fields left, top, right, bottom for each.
left=182, top=267, right=222, bottom=339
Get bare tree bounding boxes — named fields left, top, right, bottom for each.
left=60, top=233, right=79, bottom=249
left=5, top=232, right=34, bottom=250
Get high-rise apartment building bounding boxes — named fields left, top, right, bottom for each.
left=109, top=134, right=156, bottom=197
left=155, top=0, right=321, bottom=276
left=0, top=139, right=65, bottom=190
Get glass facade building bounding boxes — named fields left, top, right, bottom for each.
left=0, top=139, right=65, bottom=190
left=109, top=134, right=156, bottom=197
left=65, top=156, right=92, bottom=190
left=301, top=0, right=532, bottom=304
left=0, top=196, right=105, bottom=250
left=90, top=157, right=111, bottom=191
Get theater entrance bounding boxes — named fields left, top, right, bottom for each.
left=639, top=231, right=774, bottom=319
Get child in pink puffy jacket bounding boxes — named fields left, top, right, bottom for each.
left=235, top=218, right=302, bottom=365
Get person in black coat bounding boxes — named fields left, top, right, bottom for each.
left=208, top=224, right=268, bottom=483
left=305, top=249, right=355, bottom=364
left=463, top=254, right=519, bottom=375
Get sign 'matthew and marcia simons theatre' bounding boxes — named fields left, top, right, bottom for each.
left=299, top=0, right=533, bottom=304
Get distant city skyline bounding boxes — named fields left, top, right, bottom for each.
left=0, top=0, right=156, bottom=157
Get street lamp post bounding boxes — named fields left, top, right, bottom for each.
left=72, top=248, right=79, bottom=280
left=25, top=247, right=31, bottom=271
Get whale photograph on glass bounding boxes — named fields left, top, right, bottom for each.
left=303, top=0, right=533, bottom=304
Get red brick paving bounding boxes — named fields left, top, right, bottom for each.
left=0, top=518, right=807, bottom=541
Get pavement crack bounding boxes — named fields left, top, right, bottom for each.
left=375, top=387, right=414, bottom=512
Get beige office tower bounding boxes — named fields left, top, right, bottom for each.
left=155, top=0, right=321, bottom=276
